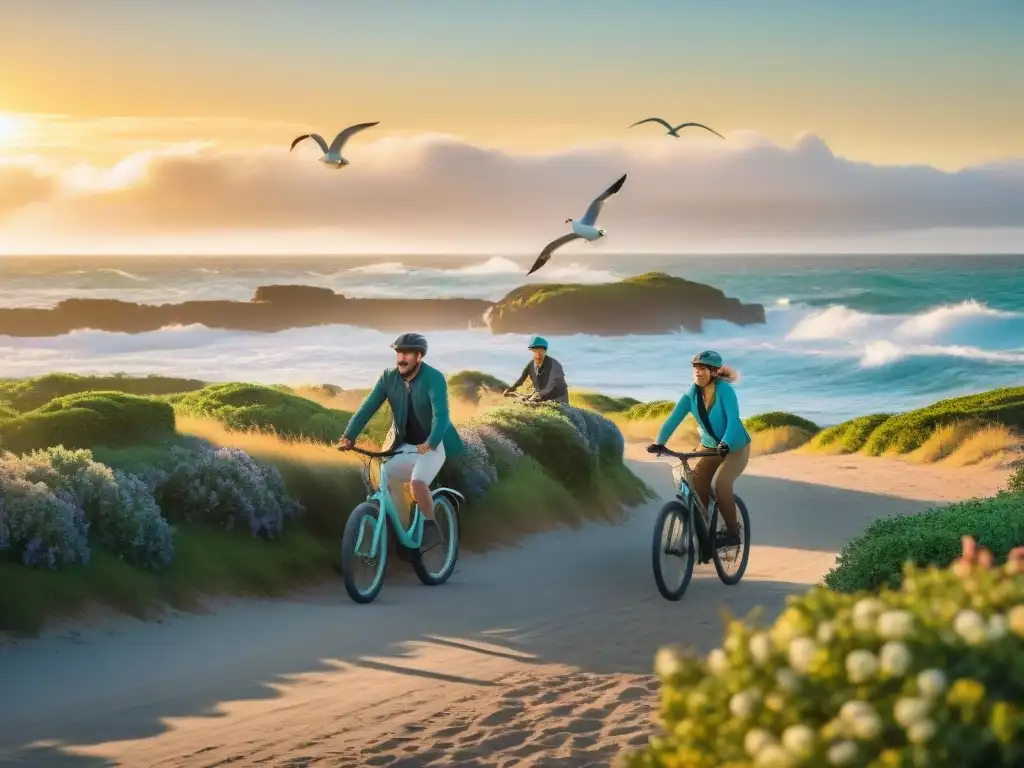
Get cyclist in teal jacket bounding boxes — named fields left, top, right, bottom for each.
left=647, top=350, right=750, bottom=548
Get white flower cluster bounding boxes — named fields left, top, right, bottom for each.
left=635, top=559, right=1023, bottom=768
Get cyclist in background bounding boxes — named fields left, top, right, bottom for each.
left=647, top=350, right=750, bottom=548
left=504, top=336, right=569, bottom=403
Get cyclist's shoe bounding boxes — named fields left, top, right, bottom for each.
left=715, top=528, right=742, bottom=549
left=420, top=517, right=444, bottom=551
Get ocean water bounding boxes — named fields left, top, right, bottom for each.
left=1, top=253, right=1021, bottom=426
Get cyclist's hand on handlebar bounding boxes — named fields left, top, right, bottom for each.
left=337, top=437, right=354, bottom=452
left=717, top=442, right=730, bottom=456
left=646, top=443, right=665, bottom=455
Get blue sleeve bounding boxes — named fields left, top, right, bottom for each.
left=426, top=372, right=452, bottom=450
left=718, top=383, right=744, bottom=448
left=656, top=392, right=692, bottom=445
left=343, top=373, right=387, bottom=440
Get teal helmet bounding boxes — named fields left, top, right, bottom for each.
left=528, top=335, right=549, bottom=350
left=691, top=350, right=723, bottom=368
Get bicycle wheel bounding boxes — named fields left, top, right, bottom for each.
left=712, top=494, right=751, bottom=586
left=340, top=502, right=389, bottom=604
left=411, top=496, right=460, bottom=586
left=652, top=500, right=694, bottom=601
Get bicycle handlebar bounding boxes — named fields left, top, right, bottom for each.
left=651, top=447, right=721, bottom=460
left=337, top=445, right=401, bottom=458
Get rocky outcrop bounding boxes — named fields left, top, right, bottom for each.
left=484, top=272, right=765, bottom=335
left=0, top=274, right=765, bottom=338
left=0, top=289, right=492, bottom=337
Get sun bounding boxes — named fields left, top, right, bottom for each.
left=0, top=112, right=25, bottom=147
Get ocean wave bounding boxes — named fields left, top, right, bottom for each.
left=784, top=300, right=1024, bottom=351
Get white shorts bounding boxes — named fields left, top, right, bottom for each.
left=384, top=442, right=447, bottom=486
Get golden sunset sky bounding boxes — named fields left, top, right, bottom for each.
left=1, top=0, right=1023, bottom=255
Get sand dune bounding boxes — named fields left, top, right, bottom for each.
left=0, top=454, right=1009, bottom=768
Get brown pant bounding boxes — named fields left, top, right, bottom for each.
left=691, top=443, right=751, bottom=533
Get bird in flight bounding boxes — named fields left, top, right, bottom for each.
left=290, top=122, right=380, bottom=167
left=527, top=174, right=627, bottom=276
left=628, top=118, right=725, bottom=140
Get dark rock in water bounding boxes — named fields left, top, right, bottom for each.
left=252, top=284, right=341, bottom=305
left=0, top=273, right=765, bottom=338
left=485, top=272, right=766, bottom=335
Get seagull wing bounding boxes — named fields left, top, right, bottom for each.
left=527, top=233, right=583, bottom=275
left=579, top=173, right=627, bottom=227
left=671, top=122, right=726, bottom=140
left=329, top=121, right=380, bottom=154
left=628, top=117, right=675, bottom=132
left=291, top=133, right=329, bottom=153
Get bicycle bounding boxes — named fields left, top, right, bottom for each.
left=648, top=447, right=751, bottom=601
left=337, top=445, right=464, bottom=604
left=502, top=391, right=554, bottom=407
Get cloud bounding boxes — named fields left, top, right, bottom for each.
left=2, top=131, right=1023, bottom=253
left=0, top=161, right=58, bottom=215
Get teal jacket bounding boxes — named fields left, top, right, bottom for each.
left=343, top=363, right=464, bottom=456
left=656, top=380, right=751, bottom=451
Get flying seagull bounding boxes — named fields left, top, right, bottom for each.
left=628, top=117, right=725, bottom=140
left=289, top=121, right=380, bottom=167
left=527, top=174, right=627, bottom=276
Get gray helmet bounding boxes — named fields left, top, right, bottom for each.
left=691, top=350, right=723, bottom=368
left=391, top=332, right=428, bottom=355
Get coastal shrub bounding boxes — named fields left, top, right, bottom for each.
left=155, top=446, right=304, bottom=539
left=5, top=447, right=173, bottom=569
left=0, top=403, right=16, bottom=422
left=447, top=370, right=509, bottom=403
left=0, top=392, right=176, bottom=454
left=569, top=391, right=641, bottom=414
left=1007, top=465, right=1024, bottom=495
left=478, top=404, right=596, bottom=492
left=436, top=424, right=501, bottom=501
left=809, top=413, right=894, bottom=454
left=623, top=400, right=675, bottom=421
left=624, top=559, right=1024, bottom=768
left=824, top=490, right=1024, bottom=593
left=863, top=386, right=1024, bottom=456
left=744, top=411, right=820, bottom=435
left=0, top=462, right=90, bottom=569
left=554, top=403, right=625, bottom=464
left=0, top=373, right=206, bottom=412
left=172, top=383, right=353, bottom=442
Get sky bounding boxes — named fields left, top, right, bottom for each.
left=1, top=0, right=1023, bottom=255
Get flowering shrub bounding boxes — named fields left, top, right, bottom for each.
left=156, top=446, right=304, bottom=538
left=622, top=557, right=1024, bottom=768
left=554, top=403, right=625, bottom=465
left=438, top=424, right=499, bottom=501
left=0, top=460, right=90, bottom=569
left=1, top=447, right=173, bottom=568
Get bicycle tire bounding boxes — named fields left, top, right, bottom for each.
left=340, top=501, right=389, bottom=604
left=652, top=500, right=695, bottom=601
left=712, top=494, right=751, bottom=586
left=411, top=496, right=461, bottom=586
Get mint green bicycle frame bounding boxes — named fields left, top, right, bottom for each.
left=350, top=447, right=464, bottom=557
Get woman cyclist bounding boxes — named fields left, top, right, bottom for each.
left=647, top=350, right=750, bottom=548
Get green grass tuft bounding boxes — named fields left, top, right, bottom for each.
left=171, top=382, right=353, bottom=442
left=743, top=411, right=819, bottom=434
left=0, top=391, right=175, bottom=453
left=0, top=527, right=333, bottom=635
left=0, top=373, right=205, bottom=413
left=807, top=413, right=894, bottom=454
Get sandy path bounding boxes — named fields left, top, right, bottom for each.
left=0, top=454, right=1005, bottom=768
